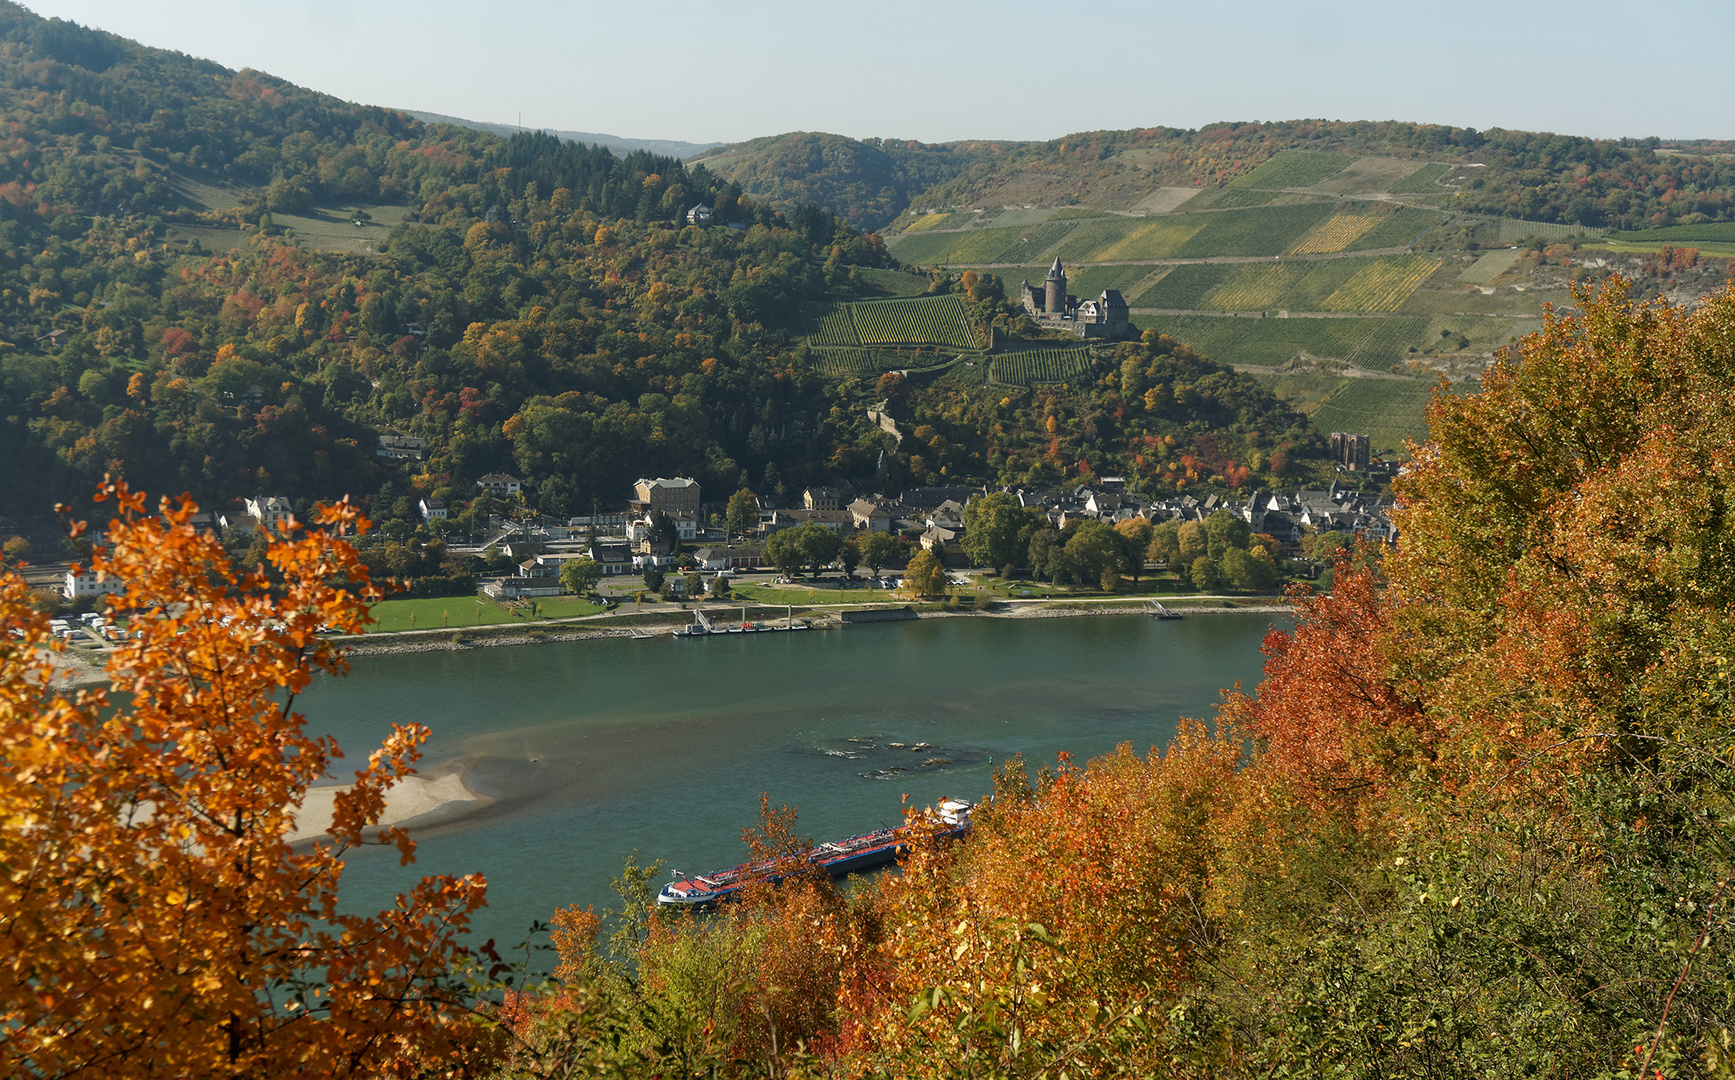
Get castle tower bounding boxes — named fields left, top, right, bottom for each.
left=1044, top=256, right=1065, bottom=317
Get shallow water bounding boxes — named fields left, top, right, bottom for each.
left=296, top=613, right=1278, bottom=946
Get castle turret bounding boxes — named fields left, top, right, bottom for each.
left=1044, top=256, right=1065, bottom=318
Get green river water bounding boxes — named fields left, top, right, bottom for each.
left=296, top=612, right=1280, bottom=946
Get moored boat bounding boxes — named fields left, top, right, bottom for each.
left=657, top=798, right=972, bottom=908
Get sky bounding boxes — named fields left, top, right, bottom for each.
left=17, top=0, right=1735, bottom=147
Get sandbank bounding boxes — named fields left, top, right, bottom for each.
left=287, top=771, right=494, bottom=845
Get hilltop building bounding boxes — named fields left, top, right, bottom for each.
left=1021, top=257, right=1130, bottom=339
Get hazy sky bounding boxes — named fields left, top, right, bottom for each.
left=19, top=0, right=1735, bottom=146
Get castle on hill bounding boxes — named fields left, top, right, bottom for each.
left=1020, top=257, right=1131, bottom=339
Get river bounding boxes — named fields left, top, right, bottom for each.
left=296, top=612, right=1280, bottom=947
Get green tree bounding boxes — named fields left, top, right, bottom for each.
left=725, top=488, right=759, bottom=537
left=1189, top=555, right=1220, bottom=592
left=1203, top=508, right=1251, bottom=558
left=764, top=528, right=805, bottom=578
left=839, top=537, right=861, bottom=580
left=558, top=556, right=602, bottom=596
left=1177, top=520, right=1207, bottom=562
left=961, top=492, right=1042, bottom=570
left=642, top=566, right=665, bottom=594
left=1114, top=517, right=1154, bottom=583
left=1063, top=522, right=1122, bottom=588
left=797, top=522, right=843, bottom=578
left=859, top=530, right=900, bottom=578
left=1148, top=520, right=1180, bottom=567
left=1308, top=529, right=1352, bottom=561
left=682, top=570, right=703, bottom=599
left=1028, top=529, right=1060, bottom=583
left=1219, top=547, right=1274, bottom=592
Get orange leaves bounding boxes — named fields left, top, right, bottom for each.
left=0, top=480, right=488, bottom=1078
left=1227, top=567, right=1428, bottom=818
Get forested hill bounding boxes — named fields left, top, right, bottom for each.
left=0, top=3, right=1318, bottom=527
left=0, top=2, right=900, bottom=521
left=401, top=109, right=723, bottom=160
left=699, top=121, right=1735, bottom=233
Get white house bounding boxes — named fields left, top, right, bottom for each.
left=64, top=568, right=122, bottom=600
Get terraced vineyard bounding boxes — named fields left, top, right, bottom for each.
left=1229, top=150, right=1357, bottom=190
left=1344, top=207, right=1443, bottom=250
left=850, top=296, right=978, bottom=348
left=991, top=348, right=1097, bottom=386
left=1205, top=188, right=1283, bottom=208
left=1136, top=257, right=1389, bottom=313
left=1053, top=216, right=1206, bottom=262
left=1291, top=210, right=1384, bottom=254
left=994, top=222, right=1075, bottom=264
left=1142, top=314, right=1431, bottom=371
left=811, top=348, right=900, bottom=377
left=1308, top=378, right=1470, bottom=453
left=1174, top=203, right=1336, bottom=257
left=1321, top=256, right=1442, bottom=312
left=803, top=303, right=861, bottom=345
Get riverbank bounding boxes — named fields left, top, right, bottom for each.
left=333, top=595, right=1293, bottom=658
left=42, top=596, right=1293, bottom=684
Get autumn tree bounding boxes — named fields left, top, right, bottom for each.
left=0, top=481, right=492, bottom=1079
left=902, top=549, right=946, bottom=597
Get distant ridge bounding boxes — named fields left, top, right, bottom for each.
left=400, top=109, right=722, bottom=159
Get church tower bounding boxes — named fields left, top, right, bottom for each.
left=1044, top=256, right=1066, bottom=317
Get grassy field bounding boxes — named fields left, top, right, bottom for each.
left=1129, top=187, right=1203, bottom=214
left=886, top=225, right=1022, bottom=265
left=1229, top=151, right=1357, bottom=190
left=902, top=213, right=964, bottom=232
left=272, top=205, right=411, bottom=253
left=852, top=267, right=933, bottom=298
left=849, top=296, right=978, bottom=348
left=1387, top=163, right=1451, bottom=193
left=366, top=594, right=604, bottom=633
left=1455, top=248, right=1525, bottom=283
left=991, top=347, right=1098, bottom=386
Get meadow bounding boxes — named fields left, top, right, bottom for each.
left=1387, top=162, right=1451, bottom=193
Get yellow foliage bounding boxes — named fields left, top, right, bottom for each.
left=0, top=480, right=493, bottom=1078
